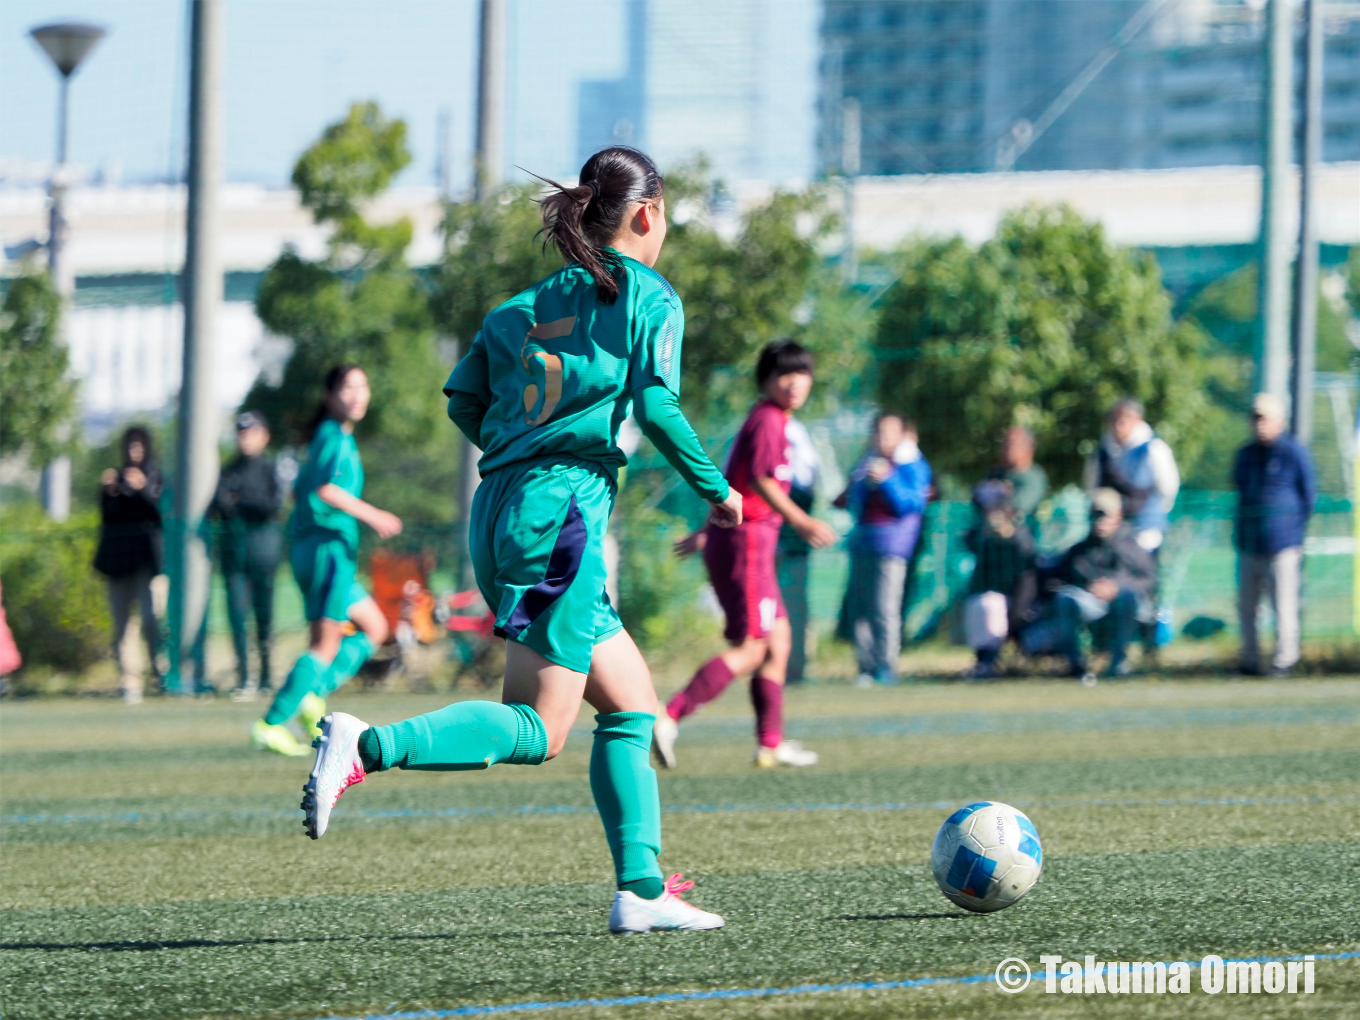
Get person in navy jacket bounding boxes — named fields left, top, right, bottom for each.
left=835, top=414, right=931, bottom=684
left=1234, top=393, right=1317, bottom=676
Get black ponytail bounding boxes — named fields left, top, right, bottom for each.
left=308, top=363, right=361, bottom=440
left=534, top=146, right=664, bottom=304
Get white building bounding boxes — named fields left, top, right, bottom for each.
left=0, top=183, right=442, bottom=437
left=3, top=163, right=1357, bottom=435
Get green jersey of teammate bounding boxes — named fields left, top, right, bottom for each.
left=288, top=418, right=364, bottom=549
left=443, top=251, right=724, bottom=499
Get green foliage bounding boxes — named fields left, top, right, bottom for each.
left=1348, top=247, right=1360, bottom=318
left=1175, top=261, right=1358, bottom=488
left=874, top=204, right=1210, bottom=488
left=291, top=101, right=413, bottom=258
left=0, top=508, right=110, bottom=674
left=613, top=482, right=707, bottom=650
left=656, top=172, right=840, bottom=416
left=1184, top=263, right=1356, bottom=373
left=0, top=266, right=77, bottom=466
left=243, top=103, right=453, bottom=524
left=430, top=185, right=563, bottom=348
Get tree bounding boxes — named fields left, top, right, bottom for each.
left=430, top=184, right=562, bottom=354
left=1174, top=260, right=1359, bottom=488
left=242, top=103, right=452, bottom=523
left=0, top=266, right=77, bottom=467
left=874, top=204, right=1210, bottom=488
left=654, top=171, right=843, bottom=417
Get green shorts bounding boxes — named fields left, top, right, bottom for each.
left=471, top=457, right=622, bottom=674
left=290, top=533, right=368, bottom=623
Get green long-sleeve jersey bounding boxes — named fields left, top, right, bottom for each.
left=443, top=252, right=728, bottom=504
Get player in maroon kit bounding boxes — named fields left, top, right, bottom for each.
left=654, top=341, right=836, bottom=768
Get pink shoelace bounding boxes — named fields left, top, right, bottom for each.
left=663, top=873, right=696, bottom=899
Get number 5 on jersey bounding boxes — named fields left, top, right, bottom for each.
left=521, top=315, right=575, bottom=426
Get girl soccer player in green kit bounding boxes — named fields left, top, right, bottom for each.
left=251, top=365, right=403, bottom=757
left=302, top=147, right=743, bottom=933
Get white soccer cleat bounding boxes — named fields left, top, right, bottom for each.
left=652, top=712, right=679, bottom=769
left=301, top=712, right=370, bottom=840
left=609, top=874, right=725, bottom=933
left=755, top=739, right=819, bottom=768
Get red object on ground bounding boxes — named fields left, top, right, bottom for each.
left=0, top=581, right=20, bottom=676
left=369, top=550, right=439, bottom=644
left=444, top=589, right=496, bottom=637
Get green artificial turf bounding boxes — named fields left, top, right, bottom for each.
left=2, top=678, right=1358, bottom=1019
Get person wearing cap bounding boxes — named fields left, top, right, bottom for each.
left=1233, top=393, right=1316, bottom=677
left=205, top=411, right=284, bottom=698
left=1021, top=487, right=1157, bottom=679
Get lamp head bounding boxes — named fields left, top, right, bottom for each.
left=30, top=22, right=106, bottom=78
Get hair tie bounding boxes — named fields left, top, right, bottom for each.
left=585, top=179, right=601, bottom=201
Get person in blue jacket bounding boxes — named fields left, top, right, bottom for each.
left=1234, top=393, right=1317, bottom=676
left=836, top=413, right=931, bottom=685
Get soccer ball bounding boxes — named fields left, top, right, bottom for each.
left=930, top=801, right=1042, bottom=913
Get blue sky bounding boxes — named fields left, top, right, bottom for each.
left=2, top=0, right=815, bottom=190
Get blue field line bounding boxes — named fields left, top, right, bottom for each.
left=759, top=702, right=1360, bottom=740
left=5, top=791, right=1359, bottom=829
left=305, top=951, right=1360, bottom=1019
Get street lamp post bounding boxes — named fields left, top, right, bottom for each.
left=29, top=21, right=106, bottom=522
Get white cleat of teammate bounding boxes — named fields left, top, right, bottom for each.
left=652, top=712, right=679, bottom=769
left=302, top=712, right=370, bottom=839
left=609, top=873, right=725, bottom=933
left=755, top=739, right=818, bottom=768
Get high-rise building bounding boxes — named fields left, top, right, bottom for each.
left=819, top=0, right=1360, bottom=177
left=575, top=0, right=817, bottom=183
left=577, top=0, right=649, bottom=167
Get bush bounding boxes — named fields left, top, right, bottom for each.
left=614, top=485, right=707, bottom=651
left=0, top=508, right=111, bottom=674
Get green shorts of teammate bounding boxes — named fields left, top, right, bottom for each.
left=290, top=533, right=368, bottom=623
left=471, top=457, right=622, bottom=674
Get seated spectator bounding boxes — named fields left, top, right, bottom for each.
left=987, top=426, right=1048, bottom=529
left=836, top=414, right=931, bottom=686
left=1021, top=488, right=1156, bottom=680
left=962, top=480, right=1036, bottom=679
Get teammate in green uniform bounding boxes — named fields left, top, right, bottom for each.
left=301, top=147, right=742, bottom=933
left=251, top=365, right=403, bottom=756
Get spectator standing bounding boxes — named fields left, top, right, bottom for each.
left=839, top=415, right=931, bottom=686
left=777, top=416, right=823, bottom=684
left=207, top=412, right=284, bottom=700
left=1234, top=393, right=1317, bottom=677
left=93, top=426, right=164, bottom=704
left=962, top=480, right=1037, bottom=679
left=1022, top=488, right=1156, bottom=679
left=1085, top=399, right=1179, bottom=552
left=987, top=426, right=1049, bottom=529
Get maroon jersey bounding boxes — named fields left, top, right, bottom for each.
left=723, top=400, right=792, bottom=525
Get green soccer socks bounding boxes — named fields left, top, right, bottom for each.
left=363, top=701, right=549, bottom=772
left=263, top=652, right=326, bottom=726
left=321, top=632, right=374, bottom=695
left=262, top=631, right=372, bottom=728
left=591, top=711, right=664, bottom=895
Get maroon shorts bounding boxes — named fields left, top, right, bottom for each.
left=703, top=520, right=786, bottom=645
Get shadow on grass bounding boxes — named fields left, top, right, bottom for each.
left=835, top=912, right=972, bottom=921
left=0, top=930, right=592, bottom=953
